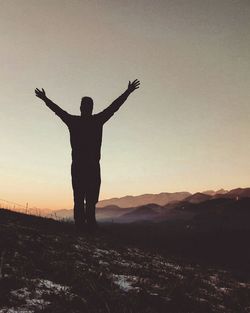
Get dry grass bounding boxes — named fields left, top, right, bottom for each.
left=0, top=209, right=249, bottom=313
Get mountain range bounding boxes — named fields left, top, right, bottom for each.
left=51, top=188, right=250, bottom=227
left=97, top=191, right=191, bottom=208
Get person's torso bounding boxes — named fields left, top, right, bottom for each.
left=67, top=115, right=103, bottom=162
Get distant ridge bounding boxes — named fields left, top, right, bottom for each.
left=184, top=192, right=212, bottom=204
left=97, top=192, right=191, bottom=208
left=225, top=188, right=250, bottom=198
left=202, top=189, right=228, bottom=196
left=50, top=188, right=250, bottom=222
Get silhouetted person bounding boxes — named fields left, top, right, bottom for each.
left=35, top=79, right=140, bottom=229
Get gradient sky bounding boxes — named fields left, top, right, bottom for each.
left=0, top=0, right=250, bottom=210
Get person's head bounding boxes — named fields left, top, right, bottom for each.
left=80, top=97, right=93, bottom=116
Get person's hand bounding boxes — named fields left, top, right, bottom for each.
left=127, top=79, right=140, bottom=93
left=35, top=88, right=47, bottom=100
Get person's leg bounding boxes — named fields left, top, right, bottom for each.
left=73, top=189, right=86, bottom=227
left=86, top=201, right=97, bottom=226
left=86, top=162, right=101, bottom=227
left=71, top=163, right=86, bottom=228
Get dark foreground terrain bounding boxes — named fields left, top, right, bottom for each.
left=0, top=209, right=249, bottom=313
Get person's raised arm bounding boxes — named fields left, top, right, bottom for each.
left=35, top=88, right=70, bottom=124
left=97, top=79, right=140, bottom=123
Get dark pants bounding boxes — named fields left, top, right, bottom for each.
left=71, top=161, right=101, bottom=226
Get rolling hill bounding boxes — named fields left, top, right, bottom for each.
left=0, top=209, right=249, bottom=313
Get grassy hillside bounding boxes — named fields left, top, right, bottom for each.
left=0, top=209, right=249, bottom=313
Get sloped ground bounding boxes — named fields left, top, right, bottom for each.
left=0, top=209, right=249, bottom=313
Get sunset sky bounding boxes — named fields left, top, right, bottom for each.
left=0, top=0, right=250, bottom=210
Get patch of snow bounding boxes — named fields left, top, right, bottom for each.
left=238, top=282, right=249, bottom=288
left=196, top=297, right=208, bottom=303
left=209, top=274, right=219, bottom=283
left=164, top=262, right=181, bottom=271
left=94, top=248, right=110, bottom=257
left=74, top=244, right=81, bottom=250
left=219, top=287, right=230, bottom=294
left=25, top=298, right=50, bottom=309
left=149, top=292, right=159, bottom=296
left=113, top=260, right=131, bottom=267
left=10, top=286, right=49, bottom=312
left=36, top=279, right=69, bottom=292
left=108, top=249, right=121, bottom=257
left=8, top=279, right=70, bottom=313
left=11, top=288, right=30, bottom=299
left=173, top=273, right=184, bottom=280
left=98, top=260, right=109, bottom=266
left=203, top=278, right=218, bottom=289
left=112, top=274, right=140, bottom=292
